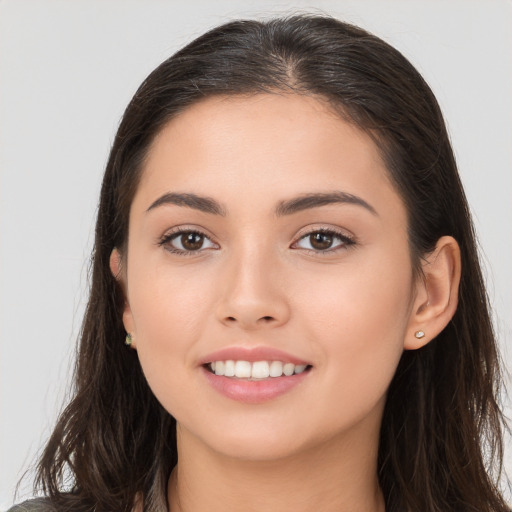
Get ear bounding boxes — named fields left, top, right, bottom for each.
left=109, top=247, right=123, bottom=279
left=404, top=236, right=461, bottom=350
left=109, top=248, right=137, bottom=349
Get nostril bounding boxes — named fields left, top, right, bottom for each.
left=221, top=314, right=280, bottom=326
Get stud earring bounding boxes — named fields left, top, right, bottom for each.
left=415, top=330, right=426, bottom=339
left=125, top=333, right=133, bottom=346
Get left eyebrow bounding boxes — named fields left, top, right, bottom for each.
left=275, top=191, right=378, bottom=217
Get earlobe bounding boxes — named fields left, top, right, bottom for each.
left=109, top=249, right=137, bottom=349
left=122, top=310, right=137, bottom=349
left=404, top=236, right=461, bottom=350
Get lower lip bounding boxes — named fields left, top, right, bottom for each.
left=201, top=367, right=310, bottom=404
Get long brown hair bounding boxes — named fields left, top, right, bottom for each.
left=33, top=15, right=509, bottom=512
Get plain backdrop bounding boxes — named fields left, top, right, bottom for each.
left=1, top=0, right=511, bottom=508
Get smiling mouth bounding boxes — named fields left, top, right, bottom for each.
left=205, top=360, right=313, bottom=380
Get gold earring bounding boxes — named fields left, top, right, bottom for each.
left=415, top=330, right=425, bottom=339
left=125, top=333, right=133, bottom=346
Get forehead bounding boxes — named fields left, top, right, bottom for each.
left=134, top=93, right=403, bottom=220
left=146, top=93, right=374, bottom=166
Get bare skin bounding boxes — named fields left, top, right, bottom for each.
left=111, top=93, right=460, bottom=512
left=168, top=411, right=385, bottom=512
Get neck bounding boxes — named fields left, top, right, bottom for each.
left=168, top=423, right=385, bottom=512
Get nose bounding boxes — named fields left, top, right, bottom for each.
left=215, top=248, right=291, bottom=330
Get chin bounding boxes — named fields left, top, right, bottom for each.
left=181, top=410, right=356, bottom=465
left=210, top=430, right=312, bottom=462
left=177, top=412, right=316, bottom=462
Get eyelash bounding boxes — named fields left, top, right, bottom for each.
left=292, top=228, right=355, bottom=254
left=158, top=227, right=218, bottom=256
left=158, top=227, right=356, bottom=256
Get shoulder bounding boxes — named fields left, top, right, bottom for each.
left=6, top=499, right=56, bottom=512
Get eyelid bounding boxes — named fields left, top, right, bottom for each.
left=291, top=225, right=356, bottom=252
left=157, top=225, right=219, bottom=254
left=156, top=224, right=355, bottom=255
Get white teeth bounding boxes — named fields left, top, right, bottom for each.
left=294, top=364, right=307, bottom=374
left=214, top=361, right=225, bottom=376
left=224, top=360, right=235, bottom=377
left=234, top=360, right=252, bottom=378
left=208, top=360, right=309, bottom=379
left=251, top=361, right=270, bottom=379
left=269, top=361, right=283, bottom=377
left=283, top=363, right=295, bottom=376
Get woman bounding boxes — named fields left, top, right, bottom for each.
left=10, top=14, right=509, bottom=512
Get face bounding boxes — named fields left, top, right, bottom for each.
left=119, top=94, right=420, bottom=461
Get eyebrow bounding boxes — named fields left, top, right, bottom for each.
left=275, top=192, right=378, bottom=217
left=146, top=192, right=227, bottom=216
left=146, top=190, right=377, bottom=217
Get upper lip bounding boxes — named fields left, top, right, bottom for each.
left=199, top=346, right=311, bottom=366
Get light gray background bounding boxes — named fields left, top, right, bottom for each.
left=1, top=0, right=511, bottom=508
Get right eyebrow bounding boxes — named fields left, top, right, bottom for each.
left=146, top=192, right=226, bottom=216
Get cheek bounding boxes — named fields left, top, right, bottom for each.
left=129, top=253, right=213, bottom=335
left=299, top=249, right=414, bottom=339
left=126, top=260, right=214, bottom=405
left=296, top=253, right=413, bottom=418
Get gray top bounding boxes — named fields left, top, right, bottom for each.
left=6, top=499, right=56, bottom=512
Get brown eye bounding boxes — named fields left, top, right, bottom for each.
left=309, top=232, right=333, bottom=250
left=179, top=232, right=204, bottom=251
left=294, top=230, right=354, bottom=252
left=163, top=230, right=216, bottom=253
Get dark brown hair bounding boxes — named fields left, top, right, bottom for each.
left=33, top=14, right=508, bottom=512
